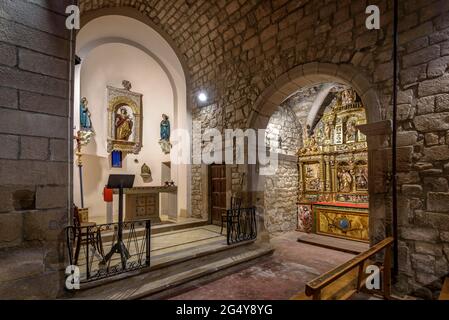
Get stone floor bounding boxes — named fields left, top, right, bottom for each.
left=70, top=226, right=272, bottom=299
left=169, top=231, right=355, bottom=300
left=76, top=225, right=226, bottom=281
left=152, top=226, right=224, bottom=252
left=89, top=214, right=205, bottom=227
left=297, top=232, right=369, bottom=254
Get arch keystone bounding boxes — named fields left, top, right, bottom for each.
left=336, top=64, right=359, bottom=83
left=352, top=73, right=372, bottom=96
left=317, top=63, right=338, bottom=76
left=302, top=62, right=319, bottom=75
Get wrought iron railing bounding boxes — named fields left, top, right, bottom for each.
left=226, top=207, right=257, bottom=245
left=65, top=219, right=151, bottom=283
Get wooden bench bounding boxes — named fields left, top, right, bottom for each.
left=439, top=277, right=449, bottom=300
left=291, top=237, right=394, bottom=300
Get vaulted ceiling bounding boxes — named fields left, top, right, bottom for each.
left=280, top=83, right=349, bottom=135
left=79, top=0, right=374, bottom=129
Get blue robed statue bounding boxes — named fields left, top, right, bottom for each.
left=80, top=97, right=92, bottom=130
left=160, top=114, right=170, bottom=141
left=158, top=114, right=172, bottom=154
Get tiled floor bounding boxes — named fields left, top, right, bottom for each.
left=170, top=231, right=355, bottom=300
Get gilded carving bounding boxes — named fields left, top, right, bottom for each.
left=297, top=89, right=368, bottom=203
left=355, top=166, right=368, bottom=191
left=304, top=163, right=321, bottom=192
left=337, top=168, right=353, bottom=193
left=107, top=82, right=143, bottom=154
left=334, top=120, right=343, bottom=145
left=297, top=204, right=313, bottom=233
left=345, top=118, right=358, bottom=143
left=315, top=205, right=369, bottom=242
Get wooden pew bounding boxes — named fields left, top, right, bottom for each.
left=291, top=237, right=394, bottom=300
left=439, top=277, right=449, bottom=300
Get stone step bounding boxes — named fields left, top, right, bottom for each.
left=133, top=245, right=274, bottom=300
left=98, top=219, right=210, bottom=243
left=76, top=237, right=247, bottom=289
left=151, top=219, right=209, bottom=235
left=350, top=292, right=383, bottom=300
left=297, top=232, right=369, bottom=254
left=68, top=241, right=273, bottom=300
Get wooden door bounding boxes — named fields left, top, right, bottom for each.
left=210, top=164, right=226, bottom=225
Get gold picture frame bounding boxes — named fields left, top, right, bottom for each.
left=107, top=83, right=143, bottom=154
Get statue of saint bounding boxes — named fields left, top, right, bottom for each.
left=160, top=114, right=170, bottom=141
left=115, top=107, right=133, bottom=141
left=341, top=89, right=356, bottom=106
left=80, top=97, right=92, bottom=130
left=346, top=119, right=357, bottom=142
left=356, top=168, right=368, bottom=190
left=317, top=125, right=324, bottom=143
left=159, top=114, right=172, bottom=154
left=324, top=122, right=331, bottom=140
left=338, top=169, right=353, bottom=193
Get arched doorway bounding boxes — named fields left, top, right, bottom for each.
left=248, top=63, right=392, bottom=246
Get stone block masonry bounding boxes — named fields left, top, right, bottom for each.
left=77, top=0, right=449, bottom=298
left=265, top=105, right=302, bottom=156
left=264, top=158, right=299, bottom=233
left=0, top=0, right=444, bottom=299
left=264, top=104, right=301, bottom=233
left=0, top=0, right=74, bottom=299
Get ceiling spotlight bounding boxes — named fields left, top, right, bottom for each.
left=198, top=92, right=207, bottom=103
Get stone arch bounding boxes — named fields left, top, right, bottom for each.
left=77, top=37, right=180, bottom=126
left=80, top=6, right=191, bottom=87
left=75, top=9, right=193, bottom=217
left=248, top=62, right=382, bottom=130
left=248, top=62, right=390, bottom=244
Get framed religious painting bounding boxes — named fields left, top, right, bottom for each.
left=303, top=162, right=321, bottom=192
left=107, top=81, right=143, bottom=154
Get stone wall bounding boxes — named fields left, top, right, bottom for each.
left=190, top=164, right=204, bottom=219
left=397, top=11, right=449, bottom=296
left=266, top=105, right=302, bottom=155
left=285, top=85, right=322, bottom=126
left=0, top=0, right=73, bottom=298
left=45, top=0, right=449, bottom=297
left=264, top=158, right=298, bottom=233
left=191, top=102, right=223, bottom=218
left=264, top=105, right=301, bottom=233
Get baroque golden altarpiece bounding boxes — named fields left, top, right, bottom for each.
left=297, top=89, right=369, bottom=242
